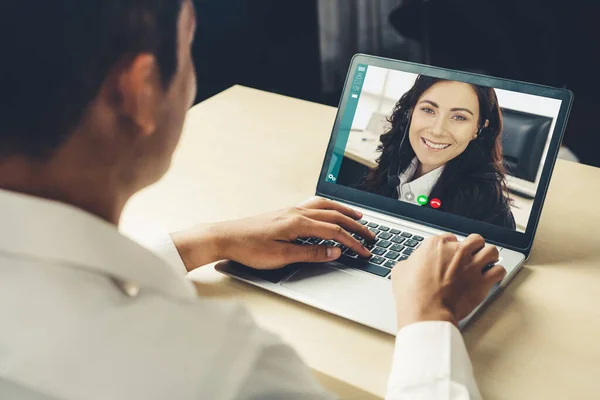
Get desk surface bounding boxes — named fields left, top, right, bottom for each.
left=121, top=85, right=600, bottom=400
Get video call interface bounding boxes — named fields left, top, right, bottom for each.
left=326, top=64, right=563, bottom=233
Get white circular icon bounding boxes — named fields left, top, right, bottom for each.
left=328, top=174, right=337, bottom=182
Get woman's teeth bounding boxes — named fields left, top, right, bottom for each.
left=423, top=138, right=450, bottom=150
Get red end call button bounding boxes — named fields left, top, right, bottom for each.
left=430, top=198, right=442, bottom=209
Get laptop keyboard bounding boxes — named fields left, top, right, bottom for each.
left=296, top=218, right=426, bottom=280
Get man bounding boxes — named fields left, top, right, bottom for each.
left=0, top=1, right=506, bottom=399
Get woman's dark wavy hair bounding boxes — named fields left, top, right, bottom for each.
left=359, top=75, right=513, bottom=225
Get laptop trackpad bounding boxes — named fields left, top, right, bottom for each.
left=281, top=264, right=397, bottom=329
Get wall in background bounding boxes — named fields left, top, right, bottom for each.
left=192, top=0, right=322, bottom=104
left=190, top=0, right=599, bottom=167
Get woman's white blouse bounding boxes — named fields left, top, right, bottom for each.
left=397, top=158, right=445, bottom=204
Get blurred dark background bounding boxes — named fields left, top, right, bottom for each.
left=193, top=0, right=600, bottom=167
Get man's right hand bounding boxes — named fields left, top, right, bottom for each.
left=391, top=233, right=507, bottom=330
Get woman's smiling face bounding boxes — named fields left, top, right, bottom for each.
left=408, top=80, right=483, bottom=173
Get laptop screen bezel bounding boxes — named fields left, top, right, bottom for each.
left=315, top=54, right=573, bottom=253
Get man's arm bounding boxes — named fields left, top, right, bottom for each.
left=138, top=200, right=503, bottom=399
left=238, top=319, right=482, bottom=400
left=125, top=223, right=226, bottom=275
left=146, top=228, right=485, bottom=399
left=126, top=225, right=190, bottom=276
left=170, top=224, right=224, bottom=272
left=134, top=198, right=375, bottom=275
left=387, top=321, right=481, bottom=400
left=386, top=233, right=505, bottom=400
left=169, top=197, right=377, bottom=273
left=235, top=326, right=336, bottom=400
left=146, top=232, right=493, bottom=399
left=180, top=234, right=496, bottom=399
left=222, top=305, right=478, bottom=400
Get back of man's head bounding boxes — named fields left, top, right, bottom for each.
left=0, top=0, right=184, bottom=160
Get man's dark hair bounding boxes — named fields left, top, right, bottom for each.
left=0, top=0, right=185, bottom=159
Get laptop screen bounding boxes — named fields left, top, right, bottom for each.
left=325, top=64, right=563, bottom=233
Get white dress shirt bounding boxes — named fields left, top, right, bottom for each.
left=0, top=188, right=482, bottom=400
left=397, top=158, right=445, bottom=205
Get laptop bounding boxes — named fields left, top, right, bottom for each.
left=216, top=54, right=573, bottom=334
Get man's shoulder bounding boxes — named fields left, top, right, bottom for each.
left=0, top=256, right=271, bottom=400
left=6, top=253, right=263, bottom=348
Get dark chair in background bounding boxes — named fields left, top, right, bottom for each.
left=501, top=109, right=553, bottom=184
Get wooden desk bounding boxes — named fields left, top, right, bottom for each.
left=121, top=85, right=600, bottom=400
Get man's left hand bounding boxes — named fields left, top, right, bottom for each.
left=171, top=197, right=376, bottom=272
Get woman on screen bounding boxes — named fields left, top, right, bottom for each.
left=359, top=75, right=516, bottom=230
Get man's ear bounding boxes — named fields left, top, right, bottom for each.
left=113, top=54, right=162, bottom=137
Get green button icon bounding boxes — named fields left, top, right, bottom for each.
left=417, top=195, right=429, bottom=205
